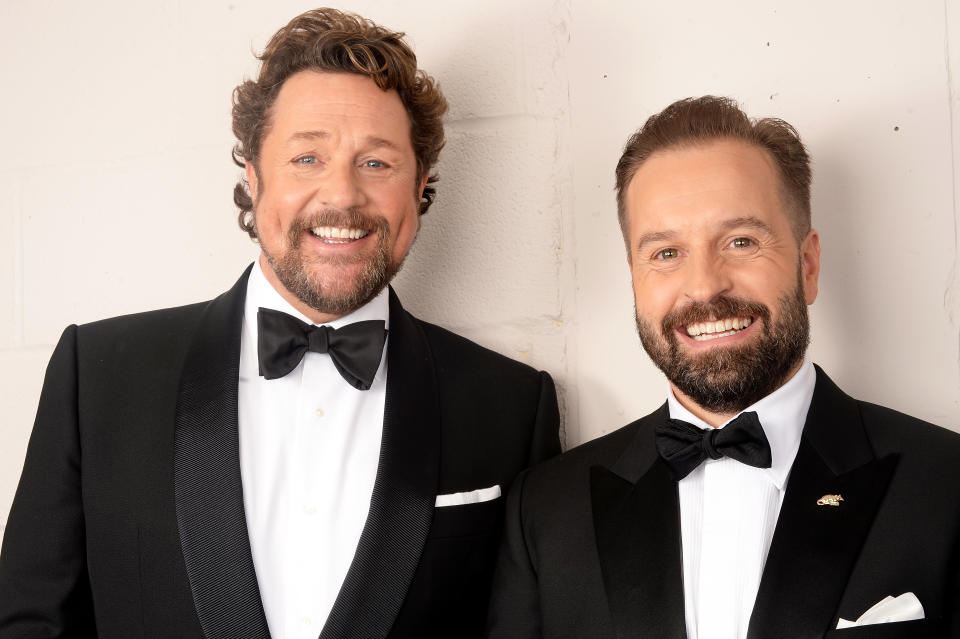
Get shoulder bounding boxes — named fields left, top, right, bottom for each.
left=409, top=314, right=548, bottom=387
left=72, top=266, right=249, bottom=352
left=62, top=301, right=215, bottom=381
left=811, top=365, right=960, bottom=470
left=503, top=417, right=653, bottom=542
left=857, top=399, right=960, bottom=462
left=74, top=301, right=208, bottom=349
left=77, top=301, right=208, bottom=337
left=519, top=418, right=649, bottom=499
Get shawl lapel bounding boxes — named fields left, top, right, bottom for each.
left=747, top=367, right=899, bottom=639
left=319, top=288, right=441, bottom=639
left=591, top=405, right=687, bottom=639
left=174, top=275, right=439, bottom=639
left=173, top=264, right=271, bottom=639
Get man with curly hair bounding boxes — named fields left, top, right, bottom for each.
left=0, top=9, right=559, bottom=639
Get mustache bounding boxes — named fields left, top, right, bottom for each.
left=288, top=208, right=386, bottom=234
left=285, top=208, right=390, bottom=248
left=661, top=295, right=770, bottom=333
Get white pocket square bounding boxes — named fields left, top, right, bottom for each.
left=435, top=484, right=501, bottom=507
left=836, top=592, right=924, bottom=629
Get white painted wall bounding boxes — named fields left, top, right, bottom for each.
left=1, top=0, right=958, bottom=537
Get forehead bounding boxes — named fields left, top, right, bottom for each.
left=625, top=139, right=790, bottom=235
left=266, top=70, right=413, bottom=148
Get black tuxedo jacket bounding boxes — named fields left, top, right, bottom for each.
left=486, top=367, right=960, bottom=638
left=0, top=267, right=561, bottom=639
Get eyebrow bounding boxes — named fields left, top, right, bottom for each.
left=719, top=215, right=776, bottom=235
left=634, top=215, right=776, bottom=251
left=289, top=130, right=331, bottom=142
left=288, top=130, right=404, bottom=152
left=635, top=230, right=678, bottom=252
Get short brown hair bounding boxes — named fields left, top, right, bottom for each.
left=232, top=8, right=449, bottom=239
left=615, top=96, right=811, bottom=250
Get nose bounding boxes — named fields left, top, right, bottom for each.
left=318, top=161, right=368, bottom=210
left=683, top=251, right=732, bottom=303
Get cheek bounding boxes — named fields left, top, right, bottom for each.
left=736, top=265, right=794, bottom=304
left=263, top=195, right=308, bottom=236
left=390, top=208, right=420, bottom=258
left=631, top=270, right=676, bottom=319
left=379, top=186, right=421, bottom=251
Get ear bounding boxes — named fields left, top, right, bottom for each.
left=621, top=220, right=633, bottom=267
left=418, top=173, right=429, bottom=200
left=800, top=228, right=821, bottom=305
left=245, top=162, right=259, bottom=201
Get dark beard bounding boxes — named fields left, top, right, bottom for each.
left=635, top=277, right=810, bottom=414
left=258, top=208, right=403, bottom=317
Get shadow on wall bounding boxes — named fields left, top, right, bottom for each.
left=810, top=145, right=865, bottom=386
left=392, top=5, right=562, bottom=335
left=569, top=374, right=635, bottom=449
left=393, top=6, right=510, bottom=319
left=808, top=87, right=956, bottom=426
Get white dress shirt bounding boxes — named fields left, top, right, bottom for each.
left=669, top=360, right=815, bottom=639
left=238, top=262, right=388, bottom=639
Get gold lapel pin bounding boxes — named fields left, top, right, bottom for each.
left=817, top=494, right=844, bottom=507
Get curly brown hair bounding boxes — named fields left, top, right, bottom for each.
left=232, top=8, right=449, bottom=239
left=615, top=96, right=812, bottom=251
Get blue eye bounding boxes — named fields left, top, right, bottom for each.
left=363, top=159, right=386, bottom=168
left=295, top=156, right=317, bottom=165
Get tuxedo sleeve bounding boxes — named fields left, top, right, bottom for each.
left=485, top=468, right=542, bottom=638
left=0, top=325, right=97, bottom=637
left=529, top=372, right=561, bottom=466
left=950, top=549, right=960, bottom=638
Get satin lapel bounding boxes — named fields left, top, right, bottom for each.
left=747, top=368, right=899, bottom=639
left=174, top=265, right=271, bottom=639
left=591, top=405, right=687, bottom=639
left=320, top=288, right=440, bottom=639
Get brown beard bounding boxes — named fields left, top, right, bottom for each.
left=257, top=208, right=405, bottom=317
left=634, top=272, right=810, bottom=414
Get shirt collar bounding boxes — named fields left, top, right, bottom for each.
left=666, top=359, right=815, bottom=490
left=245, top=259, right=391, bottom=332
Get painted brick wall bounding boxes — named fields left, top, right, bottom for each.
left=1, top=0, right=958, bottom=541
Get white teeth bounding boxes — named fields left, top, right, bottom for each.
left=693, top=329, right=738, bottom=341
left=309, top=226, right=369, bottom=241
left=685, top=316, right=753, bottom=337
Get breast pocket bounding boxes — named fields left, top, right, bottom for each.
left=823, top=619, right=937, bottom=639
left=429, top=496, right=502, bottom=539
left=390, top=497, right=505, bottom=637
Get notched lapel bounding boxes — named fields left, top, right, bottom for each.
left=747, top=369, right=900, bottom=639
left=591, top=408, right=687, bottom=639
left=320, top=289, right=441, bottom=639
left=174, top=265, right=272, bottom=639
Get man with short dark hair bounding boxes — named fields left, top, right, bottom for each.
left=0, top=9, right=559, bottom=639
left=486, top=96, right=960, bottom=638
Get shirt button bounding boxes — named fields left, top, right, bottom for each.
left=300, top=616, right=311, bottom=625
left=303, top=505, right=317, bottom=515
left=315, top=408, right=325, bottom=418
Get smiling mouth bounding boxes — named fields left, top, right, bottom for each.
left=684, top=316, right=753, bottom=341
left=309, top=226, right=371, bottom=244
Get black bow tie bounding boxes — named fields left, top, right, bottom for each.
left=655, top=411, right=772, bottom=481
left=256, top=307, right=388, bottom=391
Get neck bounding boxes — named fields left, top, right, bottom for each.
left=258, top=253, right=344, bottom=325
left=670, top=360, right=805, bottom=428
